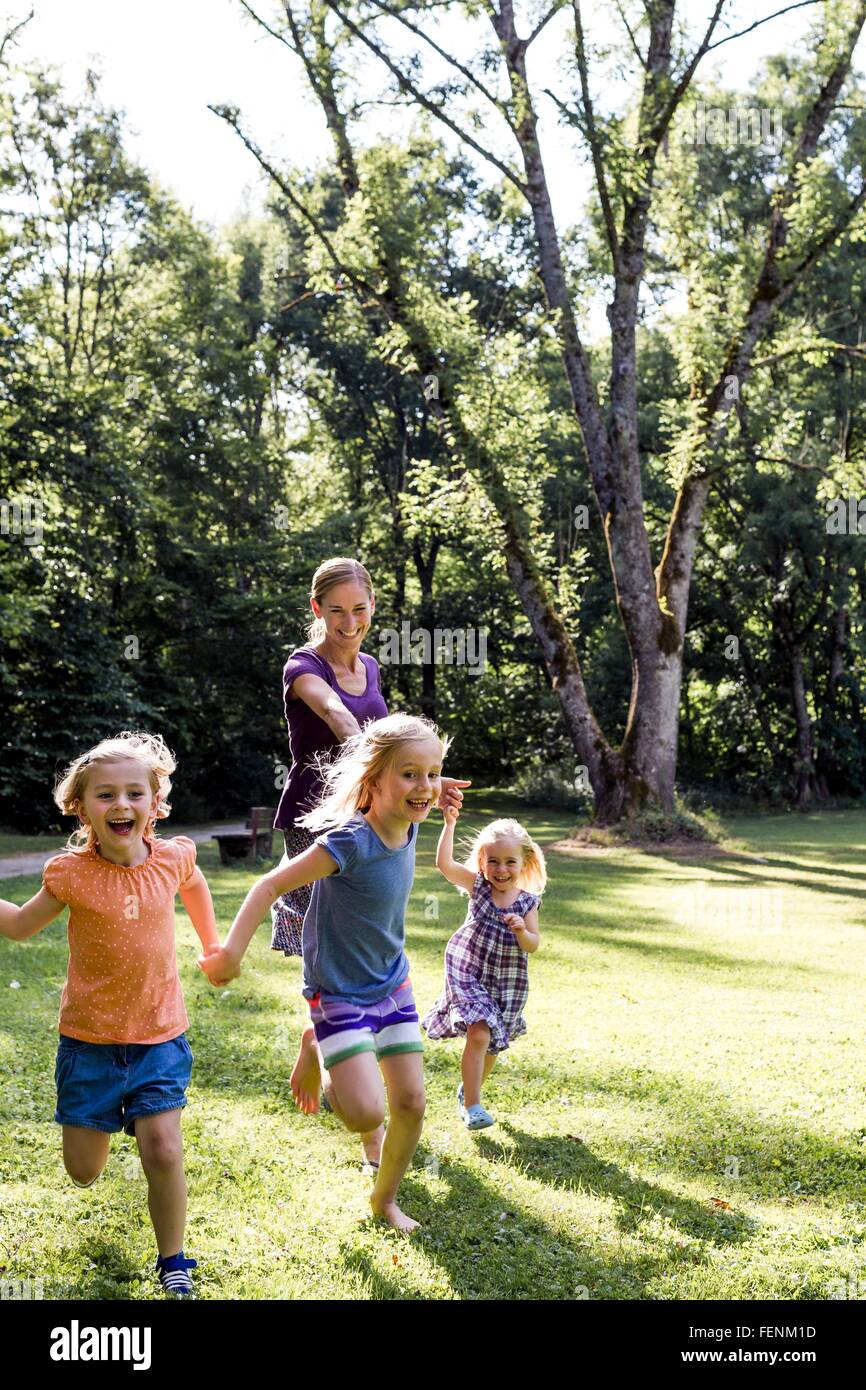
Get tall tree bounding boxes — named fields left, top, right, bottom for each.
left=222, top=0, right=866, bottom=821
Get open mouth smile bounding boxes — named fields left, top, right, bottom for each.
left=107, top=819, right=135, bottom=836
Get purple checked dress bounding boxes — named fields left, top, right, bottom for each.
left=270, top=646, right=388, bottom=955
left=422, top=872, right=541, bottom=1054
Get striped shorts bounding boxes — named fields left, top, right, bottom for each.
left=309, top=978, right=424, bottom=1070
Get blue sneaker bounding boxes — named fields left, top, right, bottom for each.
left=156, top=1251, right=198, bottom=1297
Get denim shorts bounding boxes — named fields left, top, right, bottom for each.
left=308, top=978, right=424, bottom=1069
left=54, top=1032, right=193, bottom=1135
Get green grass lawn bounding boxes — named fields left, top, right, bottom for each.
left=0, top=832, right=67, bottom=857
left=1, top=797, right=865, bottom=1300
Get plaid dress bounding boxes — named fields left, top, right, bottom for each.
left=270, top=826, right=315, bottom=957
left=422, top=872, right=540, bottom=1054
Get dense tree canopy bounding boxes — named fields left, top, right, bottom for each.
left=1, top=3, right=865, bottom=831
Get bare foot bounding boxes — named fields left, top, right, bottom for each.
left=370, top=1194, right=420, bottom=1232
left=361, top=1125, right=385, bottom=1169
left=290, top=1026, right=322, bottom=1114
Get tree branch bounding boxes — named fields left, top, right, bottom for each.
left=572, top=0, right=620, bottom=267
left=236, top=0, right=297, bottom=50
left=321, top=0, right=529, bottom=194
left=752, top=339, right=866, bottom=369
left=0, top=7, right=33, bottom=64
left=706, top=0, right=821, bottom=53
left=207, top=103, right=382, bottom=305
left=612, top=0, right=647, bottom=70
left=366, top=0, right=517, bottom=134
left=526, top=0, right=569, bottom=48
left=651, top=1, right=728, bottom=148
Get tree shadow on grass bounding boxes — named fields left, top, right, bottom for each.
left=531, top=928, right=833, bottom=979
left=473, top=1123, right=757, bottom=1244
left=337, top=1136, right=736, bottom=1301
left=723, top=854, right=866, bottom=886
left=705, top=859, right=866, bottom=902
left=463, top=1055, right=866, bottom=1204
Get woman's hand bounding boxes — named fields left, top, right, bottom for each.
left=197, top=944, right=241, bottom=987
left=437, top=777, right=471, bottom=814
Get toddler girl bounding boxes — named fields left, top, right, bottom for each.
left=422, top=811, right=545, bottom=1129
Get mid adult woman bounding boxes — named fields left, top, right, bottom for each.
left=272, top=556, right=469, bottom=1129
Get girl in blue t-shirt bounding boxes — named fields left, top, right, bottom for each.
left=200, top=712, right=450, bottom=1233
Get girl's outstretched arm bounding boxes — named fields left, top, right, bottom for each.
left=178, top=868, right=220, bottom=957
left=435, top=808, right=476, bottom=893
left=0, top=888, right=65, bottom=942
left=198, top=845, right=337, bottom=985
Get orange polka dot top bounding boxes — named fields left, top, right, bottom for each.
left=42, top=835, right=197, bottom=1045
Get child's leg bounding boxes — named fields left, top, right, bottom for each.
left=62, top=1126, right=111, bottom=1187
left=322, top=1050, right=386, bottom=1134
left=134, top=1109, right=186, bottom=1259
left=371, top=1052, right=426, bottom=1232
left=461, top=1021, right=491, bottom=1107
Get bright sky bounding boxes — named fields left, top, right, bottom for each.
left=10, top=0, right=826, bottom=237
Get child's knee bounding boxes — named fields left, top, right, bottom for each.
left=136, top=1125, right=183, bottom=1173
left=390, top=1087, right=426, bottom=1123
left=466, top=1021, right=491, bottom=1045
left=65, top=1158, right=103, bottom=1187
left=342, top=1098, right=386, bottom=1133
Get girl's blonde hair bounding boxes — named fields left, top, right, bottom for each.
left=53, top=730, right=176, bottom=852
left=306, top=556, right=374, bottom=643
left=298, top=712, right=450, bottom=834
left=464, top=817, right=547, bottom=895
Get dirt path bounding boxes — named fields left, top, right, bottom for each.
left=0, top=823, right=246, bottom=880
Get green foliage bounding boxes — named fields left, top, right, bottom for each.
left=2, top=42, right=866, bottom=827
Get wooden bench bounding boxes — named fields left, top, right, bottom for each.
left=212, top=807, right=277, bottom=866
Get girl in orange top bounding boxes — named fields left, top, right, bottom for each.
left=0, top=731, right=219, bottom=1298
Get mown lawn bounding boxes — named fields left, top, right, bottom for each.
left=0, top=832, right=67, bottom=857
left=1, top=796, right=865, bottom=1300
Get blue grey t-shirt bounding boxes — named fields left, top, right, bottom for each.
left=301, top=813, right=417, bottom=1005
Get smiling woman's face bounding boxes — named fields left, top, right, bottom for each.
left=312, top=580, right=375, bottom=649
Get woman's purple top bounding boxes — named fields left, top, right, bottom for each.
left=274, top=646, right=389, bottom=830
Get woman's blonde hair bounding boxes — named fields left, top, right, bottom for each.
left=306, top=557, right=374, bottom=643
left=53, top=730, right=176, bottom=852
left=298, top=712, right=450, bottom=833
left=464, top=817, right=547, bottom=895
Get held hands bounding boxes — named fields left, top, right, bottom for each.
left=442, top=803, right=460, bottom=825
left=197, top=943, right=241, bottom=987
left=437, top=777, right=471, bottom=815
